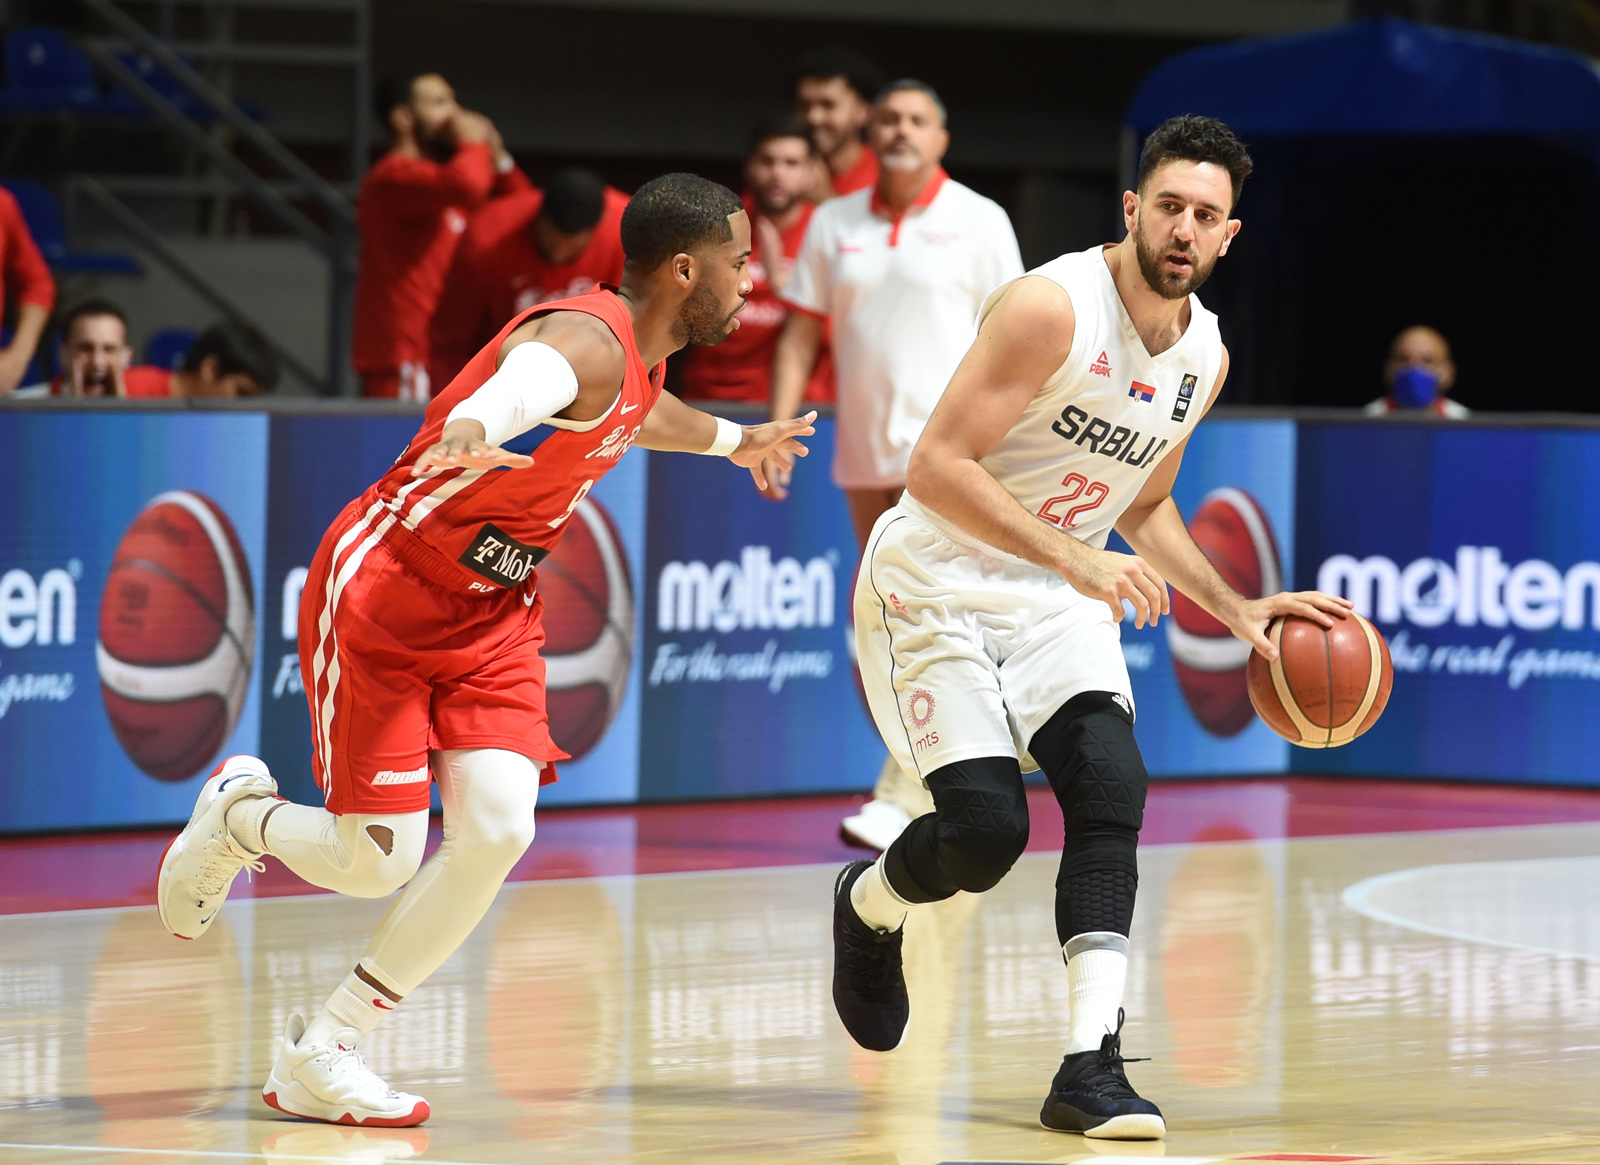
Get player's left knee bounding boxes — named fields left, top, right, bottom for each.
left=1030, top=691, right=1150, bottom=838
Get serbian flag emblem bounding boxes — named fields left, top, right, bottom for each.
left=1128, top=382, right=1156, bottom=403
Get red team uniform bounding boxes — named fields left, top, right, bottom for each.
left=831, top=148, right=879, bottom=196
left=353, top=143, right=532, bottom=400
left=300, top=287, right=661, bottom=813
left=428, top=186, right=629, bottom=390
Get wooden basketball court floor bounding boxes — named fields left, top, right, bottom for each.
left=1, top=780, right=1599, bottom=1165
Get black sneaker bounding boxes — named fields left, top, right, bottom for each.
left=1039, top=1009, right=1165, bottom=1139
left=830, top=860, right=909, bottom=1051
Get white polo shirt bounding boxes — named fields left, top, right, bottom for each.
left=783, top=170, right=1023, bottom=488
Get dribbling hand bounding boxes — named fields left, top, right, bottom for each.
left=1230, top=591, right=1354, bottom=660
left=1063, top=548, right=1170, bottom=629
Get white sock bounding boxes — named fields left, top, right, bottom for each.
left=1065, top=932, right=1129, bottom=1053
left=850, top=854, right=911, bottom=933
left=302, top=963, right=401, bottom=1049
left=223, top=793, right=282, bottom=855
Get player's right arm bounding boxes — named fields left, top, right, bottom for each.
left=905, top=276, right=1169, bottom=628
left=410, top=313, right=625, bottom=477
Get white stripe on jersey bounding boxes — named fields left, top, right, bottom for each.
left=401, top=468, right=483, bottom=533
left=309, top=501, right=390, bottom=799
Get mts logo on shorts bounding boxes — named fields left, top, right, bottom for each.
left=458, top=522, right=548, bottom=588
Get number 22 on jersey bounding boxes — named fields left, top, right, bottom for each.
left=1037, top=472, right=1108, bottom=530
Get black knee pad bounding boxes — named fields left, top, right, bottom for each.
left=1031, top=691, right=1149, bottom=843
left=1030, top=692, right=1148, bottom=941
left=884, top=756, right=1029, bottom=903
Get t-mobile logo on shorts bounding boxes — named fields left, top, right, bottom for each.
left=458, top=522, right=548, bottom=588
left=373, top=766, right=429, bottom=785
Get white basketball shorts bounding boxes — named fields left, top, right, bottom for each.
left=855, top=494, right=1134, bottom=782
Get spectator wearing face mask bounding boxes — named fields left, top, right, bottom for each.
left=1365, top=325, right=1468, bottom=418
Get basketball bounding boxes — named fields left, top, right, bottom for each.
left=96, top=491, right=257, bottom=782
left=1246, top=612, right=1393, bottom=747
left=540, top=497, right=634, bottom=760
left=1165, top=488, right=1282, bottom=736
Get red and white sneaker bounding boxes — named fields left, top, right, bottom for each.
left=156, top=755, right=276, bottom=940
left=263, top=1014, right=430, bottom=1127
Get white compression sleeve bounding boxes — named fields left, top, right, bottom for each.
left=445, top=341, right=580, bottom=447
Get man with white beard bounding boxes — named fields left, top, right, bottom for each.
left=767, top=80, right=1023, bottom=849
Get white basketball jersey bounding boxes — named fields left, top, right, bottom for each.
left=975, top=245, right=1224, bottom=550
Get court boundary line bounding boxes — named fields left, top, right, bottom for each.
left=0, top=1140, right=505, bottom=1164
left=1342, top=858, right=1600, bottom=962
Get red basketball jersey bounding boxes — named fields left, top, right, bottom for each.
left=367, top=287, right=662, bottom=592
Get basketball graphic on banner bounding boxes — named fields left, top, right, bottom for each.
left=97, top=491, right=257, bottom=781
left=541, top=497, right=634, bottom=760
left=1164, top=488, right=1281, bottom=737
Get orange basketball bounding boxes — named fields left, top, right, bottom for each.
left=1246, top=613, right=1393, bottom=747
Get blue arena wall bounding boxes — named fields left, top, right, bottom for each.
left=1, top=405, right=1598, bottom=831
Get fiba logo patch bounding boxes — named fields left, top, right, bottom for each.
left=541, top=497, right=634, bottom=759
left=96, top=491, right=257, bottom=781
left=1164, top=487, right=1281, bottom=737
left=908, top=688, right=935, bottom=728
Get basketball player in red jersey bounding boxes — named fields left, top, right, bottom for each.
left=154, top=173, right=816, bottom=1128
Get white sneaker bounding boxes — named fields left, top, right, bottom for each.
left=263, top=1013, right=430, bottom=1127
left=156, top=754, right=276, bottom=940
left=840, top=798, right=913, bottom=852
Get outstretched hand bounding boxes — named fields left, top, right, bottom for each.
left=1231, top=591, right=1355, bottom=660
left=729, top=411, right=817, bottom=493
left=410, top=433, right=533, bottom=478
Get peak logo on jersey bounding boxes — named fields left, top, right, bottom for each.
left=1128, top=382, right=1156, bottom=404
left=458, top=523, right=548, bottom=588
left=1051, top=405, right=1169, bottom=468
left=1090, top=350, right=1112, bottom=378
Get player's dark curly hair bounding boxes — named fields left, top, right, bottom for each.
left=1136, top=115, right=1254, bottom=209
left=621, top=173, right=744, bottom=274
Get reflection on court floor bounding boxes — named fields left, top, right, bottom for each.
left=1, top=822, right=1600, bottom=1163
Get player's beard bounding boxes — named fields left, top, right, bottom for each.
left=1135, top=213, right=1217, bottom=300
left=677, top=282, right=740, bottom=347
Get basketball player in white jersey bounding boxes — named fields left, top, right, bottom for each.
left=823, top=116, right=1352, bottom=1138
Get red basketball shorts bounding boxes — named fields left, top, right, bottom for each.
left=298, top=496, right=565, bottom=814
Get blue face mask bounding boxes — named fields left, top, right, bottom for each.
left=1391, top=365, right=1440, bottom=409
